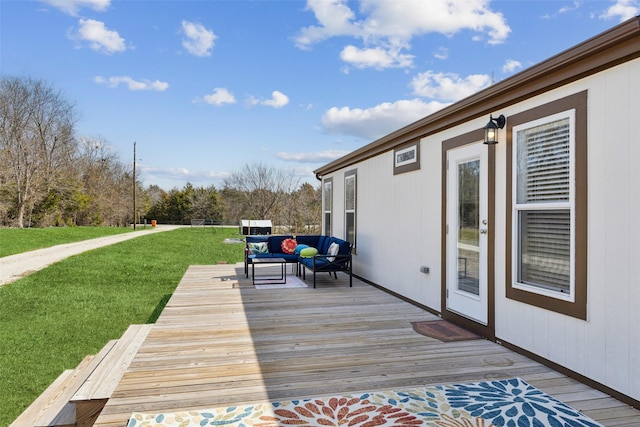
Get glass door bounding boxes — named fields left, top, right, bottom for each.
left=446, top=143, right=488, bottom=324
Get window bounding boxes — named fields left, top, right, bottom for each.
left=323, top=178, right=332, bottom=236
left=394, top=142, right=420, bottom=175
left=506, top=91, right=587, bottom=320
left=345, top=170, right=357, bottom=247
left=513, top=112, right=574, bottom=298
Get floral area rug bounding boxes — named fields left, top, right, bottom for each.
left=127, top=378, right=602, bottom=427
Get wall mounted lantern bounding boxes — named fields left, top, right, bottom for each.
left=483, top=114, right=506, bottom=145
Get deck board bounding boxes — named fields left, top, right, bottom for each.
left=93, top=264, right=640, bottom=426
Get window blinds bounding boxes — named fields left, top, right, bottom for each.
left=516, top=117, right=572, bottom=294
left=517, top=119, right=570, bottom=204
left=518, top=210, right=571, bottom=292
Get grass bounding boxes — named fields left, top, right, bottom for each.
left=0, top=227, right=245, bottom=426
left=0, top=226, right=135, bottom=258
left=458, top=227, right=479, bottom=245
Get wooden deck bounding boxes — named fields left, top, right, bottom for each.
left=93, top=264, right=640, bottom=427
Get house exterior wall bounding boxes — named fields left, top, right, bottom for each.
left=352, top=150, right=439, bottom=306
left=321, top=57, right=640, bottom=402
left=494, top=58, right=640, bottom=402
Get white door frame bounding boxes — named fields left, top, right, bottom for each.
left=442, top=133, right=495, bottom=338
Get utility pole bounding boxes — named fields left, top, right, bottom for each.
left=133, top=141, right=136, bottom=230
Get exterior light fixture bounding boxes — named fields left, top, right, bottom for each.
left=483, top=114, right=506, bottom=145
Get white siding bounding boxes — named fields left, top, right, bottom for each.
left=326, top=139, right=445, bottom=311
left=350, top=151, right=436, bottom=307
left=324, top=57, right=640, bottom=402
left=629, top=58, right=640, bottom=400
left=495, top=59, right=640, bottom=400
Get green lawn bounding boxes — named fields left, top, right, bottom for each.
left=0, top=226, right=135, bottom=258
left=0, top=227, right=245, bottom=426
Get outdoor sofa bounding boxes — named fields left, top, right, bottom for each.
left=244, top=235, right=353, bottom=288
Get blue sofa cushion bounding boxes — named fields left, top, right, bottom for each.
left=317, top=235, right=331, bottom=253
left=267, top=235, right=293, bottom=253
left=295, top=235, right=321, bottom=248
left=319, top=237, right=350, bottom=255
left=299, top=256, right=343, bottom=270
left=335, top=238, right=351, bottom=255
left=246, top=235, right=269, bottom=244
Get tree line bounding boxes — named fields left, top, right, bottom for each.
left=0, top=76, right=321, bottom=230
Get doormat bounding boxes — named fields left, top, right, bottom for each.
left=411, top=320, right=482, bottom=342
left=127, top=378, right=603, bottom=426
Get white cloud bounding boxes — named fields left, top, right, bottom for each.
left=502, top=59, right=522, bottom=73
left=94, top=76, right=169, bottom=91
left=410, top=71, right=491, bottom=102
left=202, top=88, right=236, bottom=105
left=147, top=166, right=190, bottom=179
left=71, top=19, right=126, bottom=54
left=600, top=0, right=639, bottom=22
left=295, top=0, right=360, bottom=49
left=358, top=0, right=510, bottom=44
left=433, top=47, right=449, bottom=60
left=39, top=0, right=110, bottom=16
left=181, top=21, right=216, bottom=57
left=277, top=150, right=351, bottom=163
left=263, top=91, right=290, bottom=108
left=541, top=1, right=582, bottom=19
left=250, top=91, right=290, bottom=108
left=295, top=0, right=511, bottom=69
left=558, top=1, right=582, bottom=15
left=340, top=45, right=413, bottom=69
left=141, top=165, right=230, bottom=189
left=321, top=99, right=448, bottom=140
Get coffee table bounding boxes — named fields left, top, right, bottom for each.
left=251, top=257, right=287, bottom=285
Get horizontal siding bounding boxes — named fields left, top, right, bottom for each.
left=325, top=58, right=640, bottom=403
left=496, top=60, right=640, bottom=401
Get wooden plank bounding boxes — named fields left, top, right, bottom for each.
left=10, top=369, right=75, bottom=427
left=90, top=264, right=640, bottom=427
left=11, top=339, right=115, bottom=427
left=72, top=325, right=152, bottom=401
left=71, top=325, right=152, bottom=427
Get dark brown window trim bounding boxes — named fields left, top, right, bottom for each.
left=393, top=140, right=420, bottom=175
left=505, top=90, right=588, bottom=320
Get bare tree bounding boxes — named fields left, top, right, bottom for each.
left=0, top=76, right=76, bottom=227
left=222, top=163, right=300, bottom=222
left=74, top=136, right=130, bottom=226
left=276, top=183, right=321, bottom=234
left=296, top=182, right=321, bottom=233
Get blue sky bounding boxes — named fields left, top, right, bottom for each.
left=2, top=0, right=638, bottom=190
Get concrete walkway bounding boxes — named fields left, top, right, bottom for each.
left=0, top=225, right=182, bottom=287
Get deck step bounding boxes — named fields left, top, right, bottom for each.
left=71, top=324, right=152, bottom=427
left=10, top=324, right=152, bottom=427
left=10, top=348, right=113, bottom=427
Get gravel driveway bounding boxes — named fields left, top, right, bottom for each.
left=0, top=225, right=181, bottom=287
